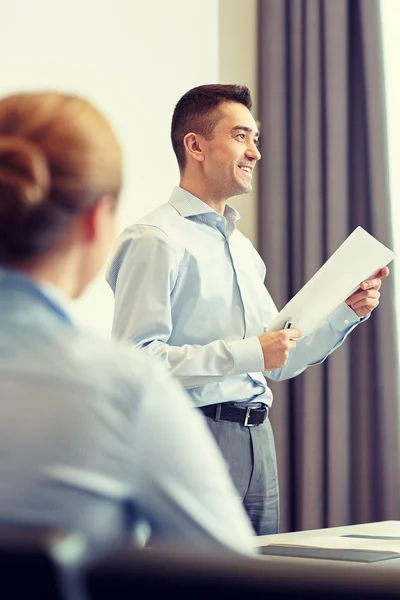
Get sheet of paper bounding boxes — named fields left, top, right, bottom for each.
left=272, top=535, right=400, bottom=553
left=253, top=521, right=400, bottom=548
left=267, top=226, right=395, bottom=337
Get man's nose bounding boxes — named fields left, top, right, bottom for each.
left=246, top=143, right=261, bottom=161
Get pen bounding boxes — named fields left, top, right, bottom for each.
left=283, top=319, right=292, bottom=329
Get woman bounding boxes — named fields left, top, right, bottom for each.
left=0, top=92, right=255, bottom=554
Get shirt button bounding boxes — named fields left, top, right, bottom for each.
left=216, top=216, right=222, bottom=221
left=344, top=319, right=350, bottom=325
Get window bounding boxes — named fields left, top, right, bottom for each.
left=381, top=0, right=400, bottom=341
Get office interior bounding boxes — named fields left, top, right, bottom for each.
left=1, top=0, right=400, bottom=597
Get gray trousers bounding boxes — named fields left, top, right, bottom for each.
left=204, top=415, right=279, bottom=536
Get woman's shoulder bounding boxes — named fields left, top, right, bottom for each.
left=60, top=328, right=170, bottom=399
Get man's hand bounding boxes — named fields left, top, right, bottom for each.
left=345, top=266, right=390, bottom=317
left=258, top=328, right=303, bottom=371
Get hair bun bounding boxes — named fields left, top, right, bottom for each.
left=0, top=136, right=50, bottom=216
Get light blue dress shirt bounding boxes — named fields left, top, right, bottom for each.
left=0, top=268, right=256, bottom=554
left=107, top=186, right=363, bottom=408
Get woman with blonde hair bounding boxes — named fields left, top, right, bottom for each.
left=0, top=91, right=255, bottom=554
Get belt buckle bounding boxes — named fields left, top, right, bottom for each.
left=244, top=406, right=256, bottom=427
left=243, top=405, right=269, bottom=427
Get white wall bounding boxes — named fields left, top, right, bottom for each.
left=2, top=0, right=219, bottom=336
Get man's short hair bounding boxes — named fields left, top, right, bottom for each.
left=171, top=84, right=252, bottom=171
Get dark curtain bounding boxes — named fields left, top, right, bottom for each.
left=258, top=0, right=400, bottom=532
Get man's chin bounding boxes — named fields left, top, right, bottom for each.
left=232, top=182, right=252, bottom=197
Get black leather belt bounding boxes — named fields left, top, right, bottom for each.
left=199, top=403, right=269, bottom=427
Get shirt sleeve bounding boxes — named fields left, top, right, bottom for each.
left=128, top=359, right=256, bottom=555
left=106, top=226, right=264, bottom=389
left=265, top=302, right=366, bottom=382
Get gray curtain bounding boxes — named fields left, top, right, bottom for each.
left=258, top=0, right=400, bottom=532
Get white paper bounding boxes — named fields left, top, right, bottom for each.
left=267, top=227, right=395, bottom=337
left=273, top=535, right=400, bottom=553
left=253, top=520, right=400, bottom=548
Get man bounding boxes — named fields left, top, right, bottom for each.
left=106, top=84, right=388, bottom=536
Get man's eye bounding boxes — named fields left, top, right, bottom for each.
left=236, top=134, right=245, bottom=140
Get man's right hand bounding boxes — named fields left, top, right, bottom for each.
left=257, top=328, right=302, bottom=371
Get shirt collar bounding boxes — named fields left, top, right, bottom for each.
left=0, top=268, right=75, bottom=326
left=168, top=186, right=241, bottom=223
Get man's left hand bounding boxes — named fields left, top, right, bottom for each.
left=345, top=266, right=390, bottom=317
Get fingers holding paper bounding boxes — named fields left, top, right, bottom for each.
left=345, top=266, right=390, bottom=317
left=258, top=328, right=303, bottom=371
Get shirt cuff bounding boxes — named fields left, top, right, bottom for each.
left=228, top=337, right=265, bottom=375
left=328, top=302, right=368, bottom=333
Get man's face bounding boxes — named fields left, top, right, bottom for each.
left=201, top=101, right=261, bottom=199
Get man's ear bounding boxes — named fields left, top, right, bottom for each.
left=183, top=132, right=205, bottom=163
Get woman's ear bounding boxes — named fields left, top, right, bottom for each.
left=80, top=195, right=116, bottom=243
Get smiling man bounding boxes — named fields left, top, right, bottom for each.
left=106, top=84, right=388, bottom=536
